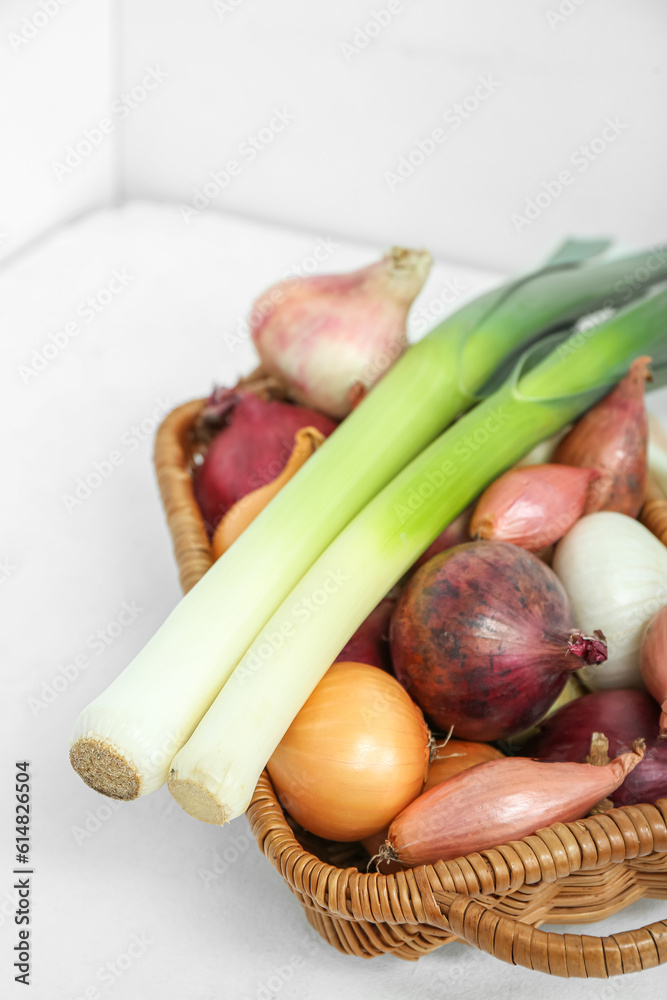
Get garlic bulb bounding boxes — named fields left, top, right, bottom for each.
left=250, top=247, right=432, bottom=419
left=553, top=512, right=667, bottom=689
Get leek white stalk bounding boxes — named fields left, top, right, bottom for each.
left=70, top=245, right=667, bottom=800
left=168, top=287, right=667, bottom=823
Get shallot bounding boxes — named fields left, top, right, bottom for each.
left=390, top=541, right=607, bottom=741
left=553, top=356, right=651, bottom=516
left=640, top=607, right=667, bottom=738
left=470, top=464, right=597, bottom=551
left=380, top=742, right=645, bottom=867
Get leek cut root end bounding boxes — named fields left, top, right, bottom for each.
left=70, top=737, right=141, bottom=800
left=167, top=773, right=231, bottom=825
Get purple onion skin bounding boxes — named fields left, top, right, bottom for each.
left=334, top=591, right=399, bottom=672
left=412, top=504, right=473, bottom=570
left=389, top=541, right=581, bottom=741
left=523, top=689, right=667, bottom=807
left=193, top=390, right=337, bottom=535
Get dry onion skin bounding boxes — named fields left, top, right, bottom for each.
left=266, top=661, right=430, bottom=841
left=423, top=739, right=504, bottom=792
left=363, top=739, right=503, bottom=871
left=382, top=742, right=645, bottom=867
left=640, top=607, right=667, bottom=738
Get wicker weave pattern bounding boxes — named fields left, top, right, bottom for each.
left=153, top=397, right=667, bottom=977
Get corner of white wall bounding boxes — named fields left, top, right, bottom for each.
left=0, top=0, right=117, bottom=265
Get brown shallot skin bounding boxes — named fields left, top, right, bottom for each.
left=384, top=746, right=644, bottom=867
left=553, top=356, right=651, bottom=516
left=470, top=464, right=598, bottom=551
left=640, top=607, right=667, bottom=739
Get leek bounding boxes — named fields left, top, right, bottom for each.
left=168, top=287, right=667, bottom=824
left=70, top=244, right=667, bottom=800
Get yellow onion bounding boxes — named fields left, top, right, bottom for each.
left=267, top=661, right=430, bottom=841
left=424, top=739, right=504, bottom=792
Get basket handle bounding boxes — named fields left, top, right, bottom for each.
left=444, top=894, right=667, bottom=977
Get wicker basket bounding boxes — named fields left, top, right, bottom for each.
left=153, top=390, right=667, bottom=978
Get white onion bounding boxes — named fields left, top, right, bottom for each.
left=553, top=512, right=667, bottom=690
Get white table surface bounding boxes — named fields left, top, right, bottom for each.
left=2, top=202, right=667, bottom=1000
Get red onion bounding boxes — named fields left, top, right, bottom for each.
left=250, top=247, right=432, bottom=419
left=522, top=689, right=667, bottom=806
left=641, top=607, right=667, bottom=738
left=334, top=589, right=399, bottom=672
left=553, top=356, right=651, bottom=516
left=470, top=464, right=597, bottom=551
left=193, top=388, right=337, bottom=534
left=389, top=541, right=607, bottom=741
left=412, top=504, right=473, bottom=569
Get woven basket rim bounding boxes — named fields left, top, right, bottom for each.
left=153, top=389, right=667, bottom=974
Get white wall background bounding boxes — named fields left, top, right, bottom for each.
left=0, top=0, right=115, bottom=264
left=1, top=0, right=665, bottom=270
left=118, top=0, right=667, bottom=269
